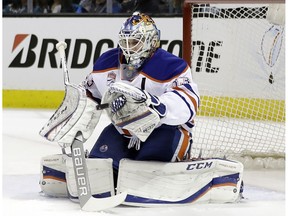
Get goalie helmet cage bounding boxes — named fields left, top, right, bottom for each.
left=183, top=0, right=285, bottom=168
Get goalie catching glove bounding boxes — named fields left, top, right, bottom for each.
left=102, top=82, right=167, bottom=142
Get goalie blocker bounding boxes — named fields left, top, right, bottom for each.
left=40, top=156, right=244, bottom=206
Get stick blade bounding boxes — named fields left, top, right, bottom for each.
left=81, top=192, right=127, bottom=212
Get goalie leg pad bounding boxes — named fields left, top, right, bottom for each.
left=66, top=157, right=115, bottom=199
left=40, top=154, right=115, bottom=199
left=40, top=154, right=69, bottom=197
left=117, top=158, right=244, bottom=206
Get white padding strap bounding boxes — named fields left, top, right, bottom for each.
left=117, top=158, right=243, bottom=206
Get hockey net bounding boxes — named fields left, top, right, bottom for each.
left=183, top=0, right=285, bottom=168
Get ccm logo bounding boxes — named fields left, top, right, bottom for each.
left=73, top=147, right=88, bottom=196
left=186, top=161, right=213, bottom=170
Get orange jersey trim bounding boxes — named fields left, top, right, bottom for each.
left=177, top=128, right=190, bottom=161
left=173, top=86, right=198, bottom=113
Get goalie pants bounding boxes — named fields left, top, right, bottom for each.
left=89, top=123, right=192, bottom=170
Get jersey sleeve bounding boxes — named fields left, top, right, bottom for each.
left=158, top=66, right=200, bottom=130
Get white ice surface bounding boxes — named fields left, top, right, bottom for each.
left=2, top=109, right=286, bottom=216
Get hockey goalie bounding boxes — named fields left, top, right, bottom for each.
left=39, top=12, right=244, bottom=211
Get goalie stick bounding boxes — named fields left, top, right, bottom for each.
left=56, top=41, right=127, bottom=211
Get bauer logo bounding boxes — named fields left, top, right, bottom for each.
left=72, top=147, right=88, bottom=196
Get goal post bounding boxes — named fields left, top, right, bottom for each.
left=182, top=0, right=285, bottom=168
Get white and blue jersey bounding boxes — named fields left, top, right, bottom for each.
left=85, top=48, right=200, bottom=163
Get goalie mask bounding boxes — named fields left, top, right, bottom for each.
left=118, top=12, right=160, bottom=72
